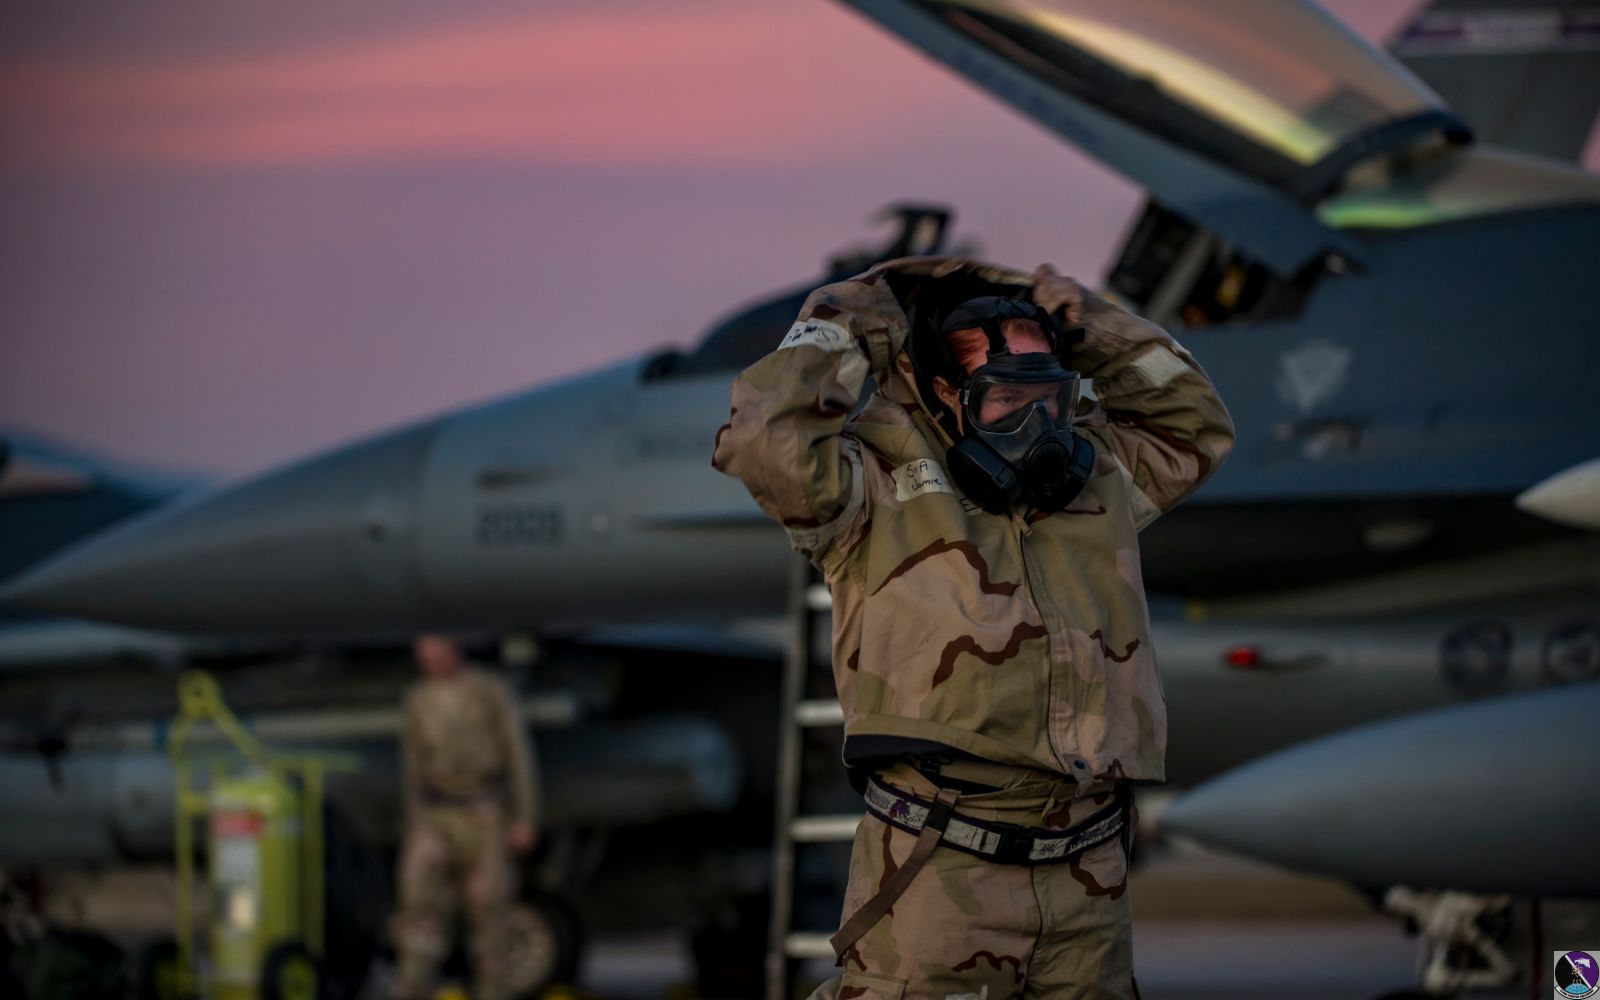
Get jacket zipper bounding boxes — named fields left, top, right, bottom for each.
left=1010, top=507, right=1079, bottom=776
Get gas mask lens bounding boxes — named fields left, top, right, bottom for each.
left=966, top=371, right=1080, bottom=433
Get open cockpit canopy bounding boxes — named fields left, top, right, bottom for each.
left=839, top=0, right=1483, bottom=275
left=892, top=0, right=1454, bottom=192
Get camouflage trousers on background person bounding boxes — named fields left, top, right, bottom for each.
left=390, top=800, right=516, bottom=1000
left=808, top=760, right=1137, bottom=1000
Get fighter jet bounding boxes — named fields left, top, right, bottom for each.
left=4, top=0, right=1599, bottom=992
left=7, top=0, right=1598, bottom=617
left=7, top=0, right=1597, bottom=762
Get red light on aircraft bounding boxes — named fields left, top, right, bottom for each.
left=1225, top=645, right=1263, bottom=669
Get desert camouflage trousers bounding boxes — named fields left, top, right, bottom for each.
left=390, top=801, right=516, bottom=1000
left=809, top=760, right=1137, bottom=1000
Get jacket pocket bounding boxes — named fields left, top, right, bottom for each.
left=837, top=970, right=907, bottom=1000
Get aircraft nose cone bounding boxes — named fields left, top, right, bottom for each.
left=1, top=422, right=441, bottom=634
left=1517, top=456, right=1600, bottom=529
left=1162, top=683, right=1600, bottom=896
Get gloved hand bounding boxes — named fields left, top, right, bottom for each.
left=1031, top=263, right=1087, bottom=327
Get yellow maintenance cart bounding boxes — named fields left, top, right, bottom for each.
left=166, top=671, right=358, bottom=1000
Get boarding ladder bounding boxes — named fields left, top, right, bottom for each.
left=765, top=556, right=860, bottom=999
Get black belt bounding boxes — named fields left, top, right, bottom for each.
left=831, top=775, right=1133, bottom=961
left=862, top=774, right=1127, bottom=866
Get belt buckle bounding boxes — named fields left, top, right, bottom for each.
left=992, top=824, right=1036, bottom=864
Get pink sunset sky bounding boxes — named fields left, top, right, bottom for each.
left=0, top=0, right=1539, bottom=479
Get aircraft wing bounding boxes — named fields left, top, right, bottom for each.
left=834, top=0, right=1473, bottom=276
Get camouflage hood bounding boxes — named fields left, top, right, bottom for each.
left=714, top=255, right=1235, bottom=785
left=854, top=255, right=1043, bottom=453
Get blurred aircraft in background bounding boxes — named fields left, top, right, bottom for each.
left=3, top=0, right=1598, bottom=995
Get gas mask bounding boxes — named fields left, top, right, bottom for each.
left=931, top=297, right=1095, bottom=514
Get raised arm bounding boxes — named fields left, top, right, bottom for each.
left=711, top=275, right=905, bottom=566
left=1034, top=265, right=1235, bottom=530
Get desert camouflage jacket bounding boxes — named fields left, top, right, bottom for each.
left=713, top=257, right=1234, bottom=785
left=401, top=666, right=540, bottom=825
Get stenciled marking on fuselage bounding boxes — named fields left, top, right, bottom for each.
left=1276, top=339, right=1351, bottom=416
left=475, top=504, right=564, bottom=547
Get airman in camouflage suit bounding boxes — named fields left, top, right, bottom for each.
left=390, top=635, right=541, bottom=1000
left=713, top=257, right=1233, bottom=998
